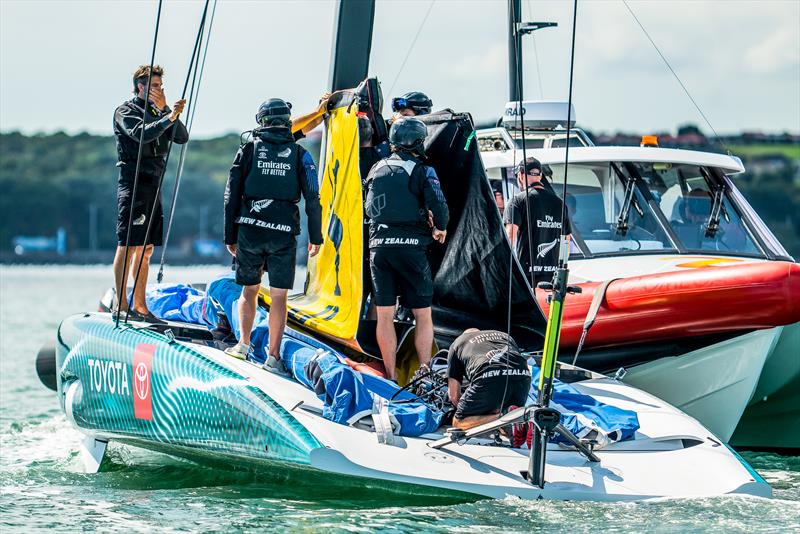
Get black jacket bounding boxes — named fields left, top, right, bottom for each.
left=113, top=97, right=189, bottom=183
left=224, top=127, right=323, bottom=246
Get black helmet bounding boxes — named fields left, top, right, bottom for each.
left=391, top=91, right=432, bottom=115
left=389, top=117, right=427, bottom=153
left=256, top=98, right=292, bottom=127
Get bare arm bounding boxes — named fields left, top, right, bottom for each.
left=505, top=223, right=519, bottom=247
left=291, top=93, right=332, bottom=135
left=448, top=378, right=461, bottom=406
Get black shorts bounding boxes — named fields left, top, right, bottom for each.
left=117, top=181, right=163, bottom=246
left=235, top=225, right=297, bottom=289
left=455, top=375, right=531, bottom=420
left=369, top=247, right=432, bottom=309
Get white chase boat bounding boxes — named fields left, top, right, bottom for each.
left=477, top=101, right=800, bottom=447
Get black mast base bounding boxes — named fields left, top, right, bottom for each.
left=527, top=407, right=600, bottom=488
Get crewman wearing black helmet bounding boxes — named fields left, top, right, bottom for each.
left=391, top=91, right=433, bottom=119
left=223, top=98, right=323, bottom=374
left=364, top=117, right=449, bottom=382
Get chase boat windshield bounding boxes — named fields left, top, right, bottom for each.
left=544, top=159, right=766, bottom=258
left=479, top=102, right=792, bottom=262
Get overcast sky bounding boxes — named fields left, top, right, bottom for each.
left=1, top=0, right=798, bottom=137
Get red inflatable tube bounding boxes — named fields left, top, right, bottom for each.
left=537, top=261, right=800, bottom=350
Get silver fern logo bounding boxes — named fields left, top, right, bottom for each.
left=537, top=238, right=558, bottom=258
left=250, top=199, right=273, bottom=213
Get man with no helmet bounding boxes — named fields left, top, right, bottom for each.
left=447, top=329, right=532, bottom=430
left=504, top=157, right=571, bottom=287
left=113, top=65, right=188, bottom=322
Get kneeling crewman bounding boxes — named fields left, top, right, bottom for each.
left=223, top=98, right=323, bottom=373
left=447, top=329, right=532, bottom=430
left=365, top=117, right=449, bottom=382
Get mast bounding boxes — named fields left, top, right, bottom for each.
left=508, top=0, right=523, bottom=101
left=328, top=0, right=376, bottom=91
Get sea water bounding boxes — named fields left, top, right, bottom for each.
left=1, top=265, right=798, bottom=533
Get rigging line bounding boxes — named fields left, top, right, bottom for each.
left=526, top=0, right=544, bottom=99
left=511, top=0, right=537, bottom=290
left=127, top=0, right=211, bottom=317
left=157, top=0, right=218, bottom=283
left=387, top=0, right=436, bottom=97
left=621, top=0, right=729, bottom=153
left=117, top=0, right=164, bottom=328
left=186, top=0, right=217, bottom=130
left=558, top=0, right=578, bottom=251
left=499, top=0, right=530, bottom=414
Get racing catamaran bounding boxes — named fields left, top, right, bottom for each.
left=38, top=93, right=771, bottom=500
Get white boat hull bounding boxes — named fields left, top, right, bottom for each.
left=185, top=344, right=771, bottom=501
left=732, top=322, right=800, bottom=449
left=622, top=328, right=777, bottom=442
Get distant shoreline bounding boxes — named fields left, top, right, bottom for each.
left=0, top=251, right=229, bottom=267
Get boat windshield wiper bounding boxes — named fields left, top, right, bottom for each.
left=704, top=184, right=725, bottom=238
left=614, top=165, right=643, bottom=236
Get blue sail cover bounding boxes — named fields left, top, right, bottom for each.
left=146, top=283, right=220, bottom=328
left=146, top=276, right=636, bottom=442
left=205, top=275, right=442, bottom=437
left=528, top=366, right=640, bottom=447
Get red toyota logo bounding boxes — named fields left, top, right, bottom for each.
left=133, top=344, right=155, bottom=420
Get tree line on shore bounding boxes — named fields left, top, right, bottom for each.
left=0, top=130, right=798, bottom=260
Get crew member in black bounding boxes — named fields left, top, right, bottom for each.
left=112, top=64, right=188, bottom=323
left=447, top=329, right=532, bottom=430
left=504, top=157, right=571, bottom=286
left=365, top=117, right=449, bottom=381
left=223, top=98, right=323, bottom=373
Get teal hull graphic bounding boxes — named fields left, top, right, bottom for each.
left=56, top=314, right=322, bottom=466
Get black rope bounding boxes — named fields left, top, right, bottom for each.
left=127, top=0, right=211, bottom=316
left=558, top=0, right=578, bottom=259
left=621, top=0, right=729, bottom=153
left=116, top=0, right=164, bottom=328
left=157, top=0, right=218, bottom=283
left=496, top=0, right=529, bottom=419
left=387, top=0, right=436, bottom=96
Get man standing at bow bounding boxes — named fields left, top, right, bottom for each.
left=112, top=64, right=188, bottom=323
left=364, top=117, right=449, bottom=382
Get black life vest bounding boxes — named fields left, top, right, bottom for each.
left=365, top=154, right=426, bottom=226
left=244, top=138, right=301, bottom=202
left=236, top=138, right=302, bottom=234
